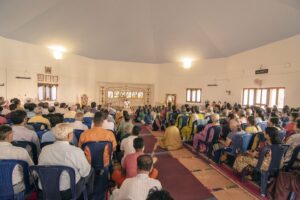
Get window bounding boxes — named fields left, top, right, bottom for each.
left=242, top=87, right=285, bottom=108
left=38, top=84, right=58, bottom=101
left=107, top=90, right=144, bottom=99
left=186, top=88, right=201, bottom=103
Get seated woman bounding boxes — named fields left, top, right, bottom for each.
left=245, top=116, right=261, bottom=134
left=181, top=106, right=204, bottom=142
left=285, top=111, right=299, bottom=139
left=193, top=114, right=220, bottom=152
left=233, top=127, right=282, bottom=175
left=157, top=119, right=182, bottom=151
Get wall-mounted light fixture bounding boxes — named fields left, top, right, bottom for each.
left=48, top=45, right=66, bottom=60
left=182, top=58, right=193, bottom=69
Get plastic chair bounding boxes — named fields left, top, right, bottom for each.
left=81, top=141, right=113, bottom=171
left=178, top=115, right=190, bottom=131
left=30, top=165, right=87, bottom=200
left=255, top=145, right=286, bottom=196
left=11, top=141, right=38, bottom=165
left=206, top=126, right=222, bottom=158
left=40, top=142, right=54, bottom=149
left=83, top=117, right=93, bottom=129
left=27, top=122, right=49, bottom=139
left=285, top=145, right=300, bottom=171
left=241, top=134, right=253, bottom=152
left=278, top=130, right=286, bottom=142
left=257, top=121, right=268, bottom=132
left=74, top=129, right=84, bottom=141
left=241, top=123, right=248, bottom=131
left=81, top=141, right=113, bottom=198
left=0, top=159, right=30, bottom=200
left=64, top=118, right=76, bottom=123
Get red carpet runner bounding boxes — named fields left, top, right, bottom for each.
left=140, top=126, right=216, bottom=200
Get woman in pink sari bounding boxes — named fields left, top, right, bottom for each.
left=193, top=114, right=220, bottom=152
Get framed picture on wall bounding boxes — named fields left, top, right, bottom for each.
left=45, top=66, right=52, bottom=74
left=37, top=74, right=44, bottom=82
left=45, top=75, right=51, bottom=82
left=52, top=76, right=58, bottom=83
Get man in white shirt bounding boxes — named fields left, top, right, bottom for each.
left=38, top=123, right=94, bottom=199
left=120, top=125, right=140, bottom=164
left=72, top=112, right=88, bottom=131
left=111, top=154, right=162, bottom=200
left=0, top=125, right=34, bottom=193
left=11, top=110, right=40, bottom=151
left=102, top=110, right=115, bottom=132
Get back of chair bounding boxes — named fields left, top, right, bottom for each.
left=241, top=123, right=248, bottom=131
left=27, top=122, right=49, bottom=139
left=74, top=129, right=84, bottom=141
left=0, top=159, right=30, bottom=199
left=81, top=141, right=113, bottom=171
left=11, top=141, right=38, bottom=165
left=83, top=117, right=93, bottom=129
left=64, top=118, right=75, bottom=123
left=41, top=142, right=54, bottom=149
left=231, top=134, right=244, bottom=155
left=30, top=165, right=76, bottom=200
left=205, top=125, right=222, bottom=144
left=257, top=121, right=268, bottom=132
left=278, top=130, right=286, bottom=142
left=27, top=122, right=48, bottom=131
left=268, top=145, right=286, bottom=172
left=286, top=145, right=300, bottom=171
left=178, top=115, right=189, bottom=129
left=242, top=134, right=253, bottom=152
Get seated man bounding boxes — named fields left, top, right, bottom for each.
left=0, top=125, right=34, bottom=194
left=111, top=154, right=162, bottom=200
left=72, top=112, right=88, bottom=131
left=28, top=106, right=51, bottom=129
left=11, top=110, right=40, bottom=151
left=112, top=138, right=158, bottom=186
left=41, top=114, right=64, bottom=144
left=26, top=103, right=36, bottom=119
left=120, top=125, right=140, bottom=163
left=102, top=109, right=115, bottom=132
left=64, top=105, right=77, bottom=119
left=39, top=123, right=94, bottom=199
left=79, top=111, right=117, bottom=167
left=157, top=119, right=182, bottom=151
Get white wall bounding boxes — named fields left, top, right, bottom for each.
left=156, top=58, right=229, bottom=105
left=226, top=34, right=300, bottom=107
left=0, top=36, right=158, bottom=104
left=1, top=34, right=300, bottom=107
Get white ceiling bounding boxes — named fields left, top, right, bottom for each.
left=1, top=0, right=300, bottom=63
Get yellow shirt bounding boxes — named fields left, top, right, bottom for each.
left=64, top=111, right=76, bottom=119
left=158, top=126, right=182, bottom=151
left=28, top=115, right=51, bottom=129
left=245, top=126, right=261, bottom=134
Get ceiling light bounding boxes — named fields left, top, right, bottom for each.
left=182, top=58, right=193, bottom=69
left=48, top=45, right=66, bottom=60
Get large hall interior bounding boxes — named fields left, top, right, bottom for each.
left=0, top=1, right=300, bottom=200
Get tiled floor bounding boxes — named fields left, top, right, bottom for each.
left=150, top=129, right=258, bottom=200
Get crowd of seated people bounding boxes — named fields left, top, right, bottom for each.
left=137, top=101, right=300, bottom=198
left=0, top=97, right=173, bottom=200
